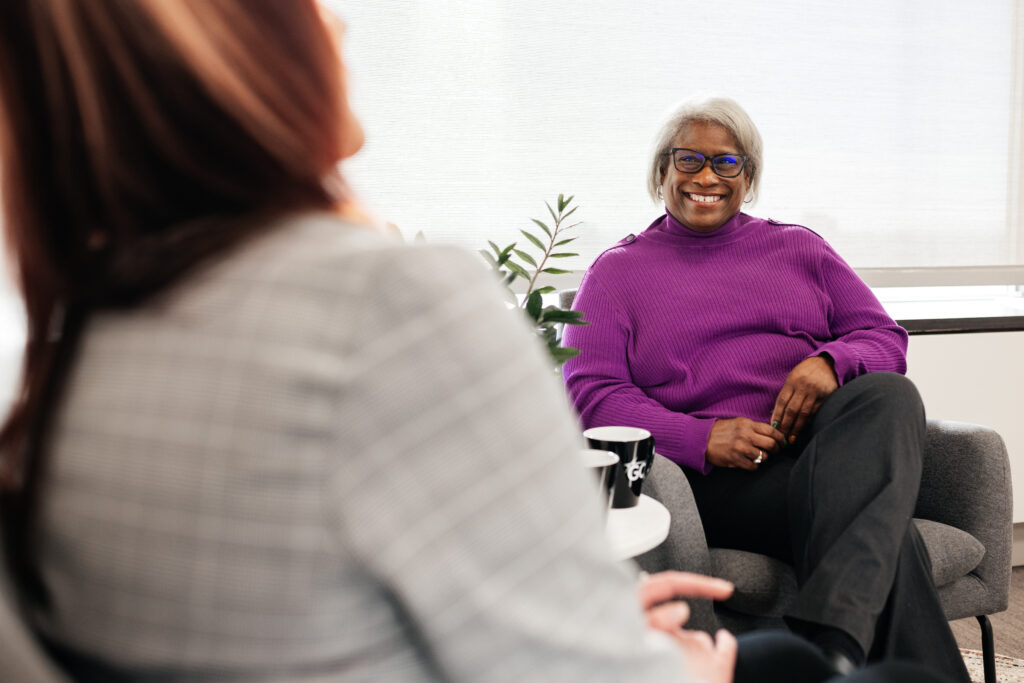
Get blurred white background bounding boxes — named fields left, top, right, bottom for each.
left=332, top=0, right=1021, bottom=271
left=0, top=0, right=1021, bottom=413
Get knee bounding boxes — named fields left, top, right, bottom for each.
left=843, top=373, right=923, bottom=420
left=834, top=373, right=926, bottom=471
left=848, top=371, right=917, bottom=397
left=815, top=373, right=926, bottom=470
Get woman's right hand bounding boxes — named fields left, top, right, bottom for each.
left=705, top=418, right=785, bottom=470
left=675, top=629, right=737, bottom=683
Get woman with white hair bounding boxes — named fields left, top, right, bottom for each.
left=563, top=95, right=969, bottom=682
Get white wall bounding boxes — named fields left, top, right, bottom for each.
left=0, top=281, right=22, bottom=416
left=905, top=332, right=1024, bottom=526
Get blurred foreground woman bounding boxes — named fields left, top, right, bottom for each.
left=0, top=1, right=723, bottom=680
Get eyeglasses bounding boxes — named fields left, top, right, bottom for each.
left=668, top=148, right=748, bottom=178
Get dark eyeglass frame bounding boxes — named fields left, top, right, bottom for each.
left=668, top=147, right=748, bottom=178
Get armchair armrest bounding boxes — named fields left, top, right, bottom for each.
left=915, top=419, right=1012, bottom=614
left=634, top=454, right=720, bottom=632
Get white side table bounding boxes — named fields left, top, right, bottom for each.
left=606, top=494, right=670, bottom=561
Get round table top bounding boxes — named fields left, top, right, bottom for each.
left=605, top=494, right=670, bottom=561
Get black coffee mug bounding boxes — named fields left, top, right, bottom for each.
left=583, top=426, right=655, bottom=508
left=579, top=448, right=618, bottom=515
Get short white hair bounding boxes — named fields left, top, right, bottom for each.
left=647, top=95, right=763, bottom=205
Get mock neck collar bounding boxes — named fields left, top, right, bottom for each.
left=659, top=209, right=751, bottom=239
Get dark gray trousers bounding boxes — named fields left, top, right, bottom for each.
left=686, top=373, right=969, bottom=682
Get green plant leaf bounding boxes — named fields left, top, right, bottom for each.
left=558, top=194, right=567, bottom=212
left=562, top=205, right=579, bottom=220
left=503, top=271, right=518, bottom=286
left=553, top=237, right=576, bottom=247
left=507, top=261, right=531, bottom=279
left=546, top=201, right=558, bottom=224
left=541, top=267, right=570, bottom=275
left=488, top=240, right=503, bottom=257
left=534, top=285, right=556, bottom=295
left=528, top=220, right=551, bottom=239
left=551, top=346, right=581, bottom=363
left=525, top=290, right=543, bottom=320
left=480, top=249, right=497, bottom=267
left=564, top=310, right=588, bottom=323
left=548, top=252, right=578, bottom=258
left=512, top=249, right=537, bottom=267
left=539, top=308, right=586, bottom=323
left=495, top=243, right=516, bottom=266
left=520, top=230, right=546, bottom=251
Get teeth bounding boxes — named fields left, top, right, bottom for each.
left=687, top=193, right=721, bottom=204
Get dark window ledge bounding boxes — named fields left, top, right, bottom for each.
left=900, top=316, right=1024, bottom=335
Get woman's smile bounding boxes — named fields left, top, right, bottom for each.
left=685, top=192, right=725, bottom=204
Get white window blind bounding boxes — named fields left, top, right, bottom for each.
left=332, top=0, right=1021, bottom=276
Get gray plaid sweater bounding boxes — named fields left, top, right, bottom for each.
left=28, top=213, right=688, bottom=681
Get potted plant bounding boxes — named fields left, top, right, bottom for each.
left=481, top=194, right=588, bottom=366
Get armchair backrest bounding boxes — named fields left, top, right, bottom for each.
left=559, top=289, right=578, bottom=311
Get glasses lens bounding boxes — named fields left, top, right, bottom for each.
left=673, top=149, right=706, bottom=173
left=711, top=154, right=744, bottom=177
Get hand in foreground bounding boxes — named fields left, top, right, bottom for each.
left=705, top=418, right=785, bottom=470
left=770, top=355, right=839, bottom=444
left=639, top=571, right=734, bottom=629
left=639, top=571, right=737, bottom=683
left=674, top=628, right=737, bottom=683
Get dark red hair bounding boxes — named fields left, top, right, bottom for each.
left=0, top=0, right=354, bottom=600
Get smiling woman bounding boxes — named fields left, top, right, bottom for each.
left=562, top=95, right=972, bottom=680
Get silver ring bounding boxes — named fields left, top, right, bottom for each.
left=754, top=450, right=764, bottom=464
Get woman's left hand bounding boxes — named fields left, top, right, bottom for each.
left=770, top=355, right=839, bottom=444
left=639, top=571, right=734, bottom=632
left=638, top=571, right=736, bottom=683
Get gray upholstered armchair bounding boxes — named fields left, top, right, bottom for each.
left=634, top=419, right=1012, bottom=683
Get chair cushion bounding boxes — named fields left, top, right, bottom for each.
left=709, top=518, right=985, bottom=617
left=709, top=549, right=798, bottom=616
left=915, top=519, right=985, bottom=588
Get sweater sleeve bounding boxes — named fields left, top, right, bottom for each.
left=563, top=271, right=716, bottom=474
left=812, top=242, right=908, bottom=384
left=332, top=245, right=691, bottom=682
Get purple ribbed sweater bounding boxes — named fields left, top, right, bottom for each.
left=562, top=211, right=908, bottom=474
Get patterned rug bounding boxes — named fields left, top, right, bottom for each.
left=962, top=648, right=1024, bottom=683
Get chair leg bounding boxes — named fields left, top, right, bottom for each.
left=976, top=614, right=995, bottom=683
